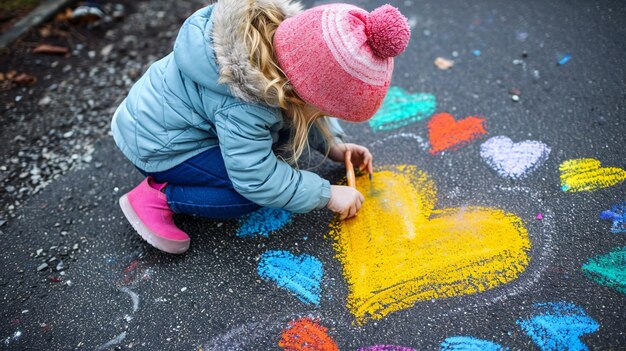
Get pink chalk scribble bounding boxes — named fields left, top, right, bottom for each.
left=357, top=346, right=417, bottom=351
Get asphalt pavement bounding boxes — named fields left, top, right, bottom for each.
left=0, top=0, right=625, bottom=350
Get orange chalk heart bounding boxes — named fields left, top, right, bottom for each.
left=278, top=317, right=338, bottom=351
left=428, top=112, right=487, bottom=154
left=330, top=165, right=530, bottom=324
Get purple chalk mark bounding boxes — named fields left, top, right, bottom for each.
left=480, top=136, right=551, bottom=180
left=536, top=213, right=543, bottom=220
left=358, top=346, right=416, bottom=351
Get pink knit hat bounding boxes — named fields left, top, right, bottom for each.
left=274, top=3, right=411, bottom=122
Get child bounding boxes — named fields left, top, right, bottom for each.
left=111, top=0, right=410, bottom=254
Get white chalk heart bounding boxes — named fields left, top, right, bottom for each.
left=480, top=136, right=551, bottom=179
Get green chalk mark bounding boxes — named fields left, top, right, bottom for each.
left=582, top=246, right=626, bottom=294
left=369, top=86, right=436, bottom=133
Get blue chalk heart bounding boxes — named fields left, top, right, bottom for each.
left=236, top=208, right=292, bottom=238
left=600, top=202, right=626, bottom=233
left=257, top=250, right=323, bottom=305
left=517, top=302, right=599, bottom=351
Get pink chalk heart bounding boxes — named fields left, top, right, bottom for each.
left=480, top=136, right=551, bottom=179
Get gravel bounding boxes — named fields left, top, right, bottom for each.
left=0, top=0, right=204, bottom=223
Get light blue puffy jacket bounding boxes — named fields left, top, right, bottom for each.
left=111, top=3, right=346, bottom=213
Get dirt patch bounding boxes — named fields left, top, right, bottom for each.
left=0, top=0, right=205, bottom=223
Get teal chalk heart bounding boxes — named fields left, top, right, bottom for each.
left=369, top=86, right=436, bottom=133
left=582, top=246, right=626, bottom=294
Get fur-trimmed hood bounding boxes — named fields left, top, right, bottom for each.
left=212, top=0, right=302, bottom=105
left=173, top=1, right=302, bottom=105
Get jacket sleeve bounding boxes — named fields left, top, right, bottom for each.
left=307, top=117, right=347, bottom=155
left=214, top=104, right=331, bottom=213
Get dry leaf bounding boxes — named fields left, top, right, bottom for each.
left=32, top=44, right=69, bottom=55
left=0, top=81, right=11, bottom=91
left=6, top=70, right=17, bottom=80
left=39, top=25, right=52, bottom=38
left=55, top=8, right=74, bottom=22
left=39, top=26, right=68, bottom=38
left=13, top=73, right=37, bottom=86
left=52, top=28, right=70, bottom=38
left=434, top=57, right=455, bottom=70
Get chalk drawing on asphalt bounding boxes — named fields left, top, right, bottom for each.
left=369, top=86, right=436, bottom=133
left=96, top=332, right=128, bottom=351
left=369, top=132, right=430, bottom=151
left=257, top=250, right=324, bottom=306
left=480, top=136, right=551, bottom=179
left=237, top=208, right=293, bottom=238
left=2, top=330, right=22, bottom=346
left=600, top=202, right=626, bottom=233
left=560, top=158, right=626, bottom=192
left=358, top=345, right=416, bottom=351
left=517, top=302, right=599, bottom=351
left=582, top=246, right=626, bottom=294
left=439, top=336, right=508, bottom=351
left=278, top=317, right=339, bottom=351
left=328, top=165, right=552, bottom=324
left=428, top=113, right=487, bottom=154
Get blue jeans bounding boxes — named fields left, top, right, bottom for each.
left=139, top=147, right=261, bottom=219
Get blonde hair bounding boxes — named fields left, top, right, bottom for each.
left=243, top=1, right=335, bottom=165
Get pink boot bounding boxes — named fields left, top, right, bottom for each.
left=119, top=177, right=190, bottom=254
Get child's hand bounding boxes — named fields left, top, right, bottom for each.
left=327, top=185, right=365, bottom=220
left=329, top=143, right=374, bottom=176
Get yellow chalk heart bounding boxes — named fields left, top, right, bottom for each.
left=560, top=158, right=626, bottom=192
left=329, top=165, right=530, bottom=324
